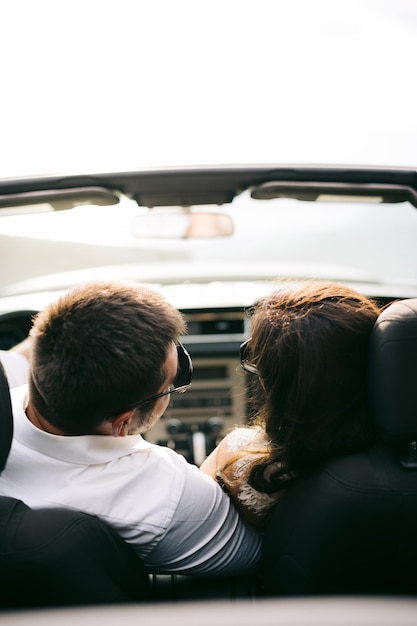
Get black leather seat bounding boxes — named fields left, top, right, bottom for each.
left=260, top=298, right=417, bottom=596
left=0, top=362, right=149, bottom=608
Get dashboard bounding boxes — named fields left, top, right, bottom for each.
left=150, top=308, right=250, bottom=464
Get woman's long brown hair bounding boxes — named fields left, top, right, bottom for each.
left=245, top=281, right=382, bottom=493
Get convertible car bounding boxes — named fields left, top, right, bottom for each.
left=1, top=165, right=417, bottom=620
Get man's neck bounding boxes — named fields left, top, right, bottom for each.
left=25, top=401, right=68, bottom=436
left=24, top=400, right=113, bottom=436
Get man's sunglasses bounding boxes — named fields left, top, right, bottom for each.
left=240, top=339, right=260, bottom=376
left=136, top=343, right=193, bottom=407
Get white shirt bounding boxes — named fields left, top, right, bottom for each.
left=0, top=384, right=261, bottom=577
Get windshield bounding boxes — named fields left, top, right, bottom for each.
left=1, top=192, right=417, bottom=298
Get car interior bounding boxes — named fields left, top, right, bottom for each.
left=1, top=166, right=417, bottom=618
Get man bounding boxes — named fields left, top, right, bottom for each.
left=0, top=280, right=260, bottom=576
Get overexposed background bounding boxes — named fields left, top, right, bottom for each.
left=1, top=0, right=416, bottom=176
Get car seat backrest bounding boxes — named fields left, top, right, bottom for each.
left=0, top=362, right=13, bottom=473
left=369, top=297, right=417, bottom=465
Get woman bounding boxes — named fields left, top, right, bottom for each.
left=200, top=281, right=382, bottom=527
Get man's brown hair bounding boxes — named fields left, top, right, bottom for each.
left=29, top=281, right=186, bottom=434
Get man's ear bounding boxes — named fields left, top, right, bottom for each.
left=111, top=410, right=135, bottom=437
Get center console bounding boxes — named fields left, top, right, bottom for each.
left=144, top=308, right=250, bottom=464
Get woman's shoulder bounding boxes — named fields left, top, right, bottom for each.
left=217, top=425, right=279, bottom=526
left=222, top=425, right=268, bottom=452
left=212, top=425, right=269, bottom=477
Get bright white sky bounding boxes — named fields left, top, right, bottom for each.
left=1, top=0, right=417, bottom=177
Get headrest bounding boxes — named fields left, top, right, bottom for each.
left=0, top=361, right=13, bottom=473
left=369, top=298, right=417, bottom=444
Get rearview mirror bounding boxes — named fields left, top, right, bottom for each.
left=131, top=211, right=234, bottom=239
